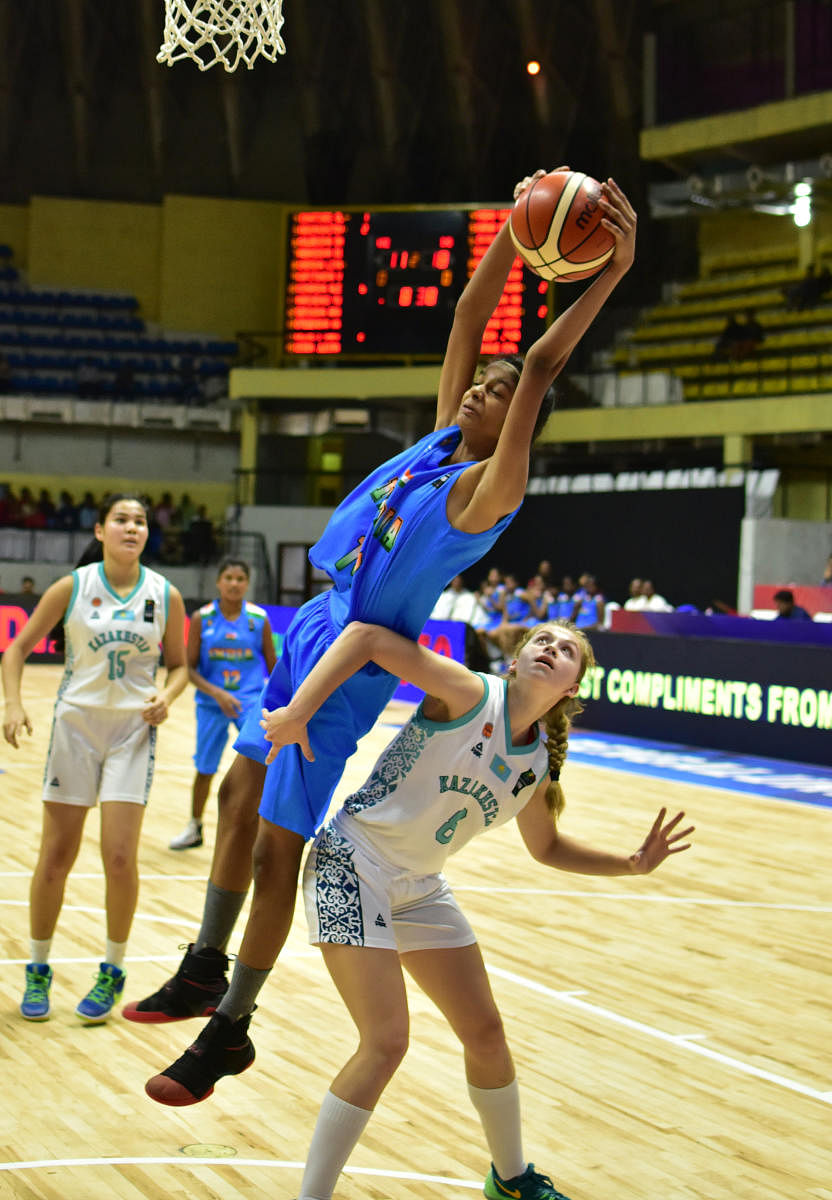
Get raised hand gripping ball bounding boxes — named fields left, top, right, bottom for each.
left=510, top=169, right=615, bottom=282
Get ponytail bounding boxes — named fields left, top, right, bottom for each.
left=509, top=619, right=596, bottom=826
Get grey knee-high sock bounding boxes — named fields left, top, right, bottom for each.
left=298, top=1090, right=373, bottom=1200
left=215, top=959, right=271, bottom=1022
left=195, top=880, right=248, bottom=953
left=467, top=1079, right=526, bottom=1182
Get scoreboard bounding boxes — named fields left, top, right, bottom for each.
left=283, top=207, right=550, bottom=359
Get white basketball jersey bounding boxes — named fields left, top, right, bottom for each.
left=57, top=562, right=170, bottom=710
left=333, top=673, right=549, bottom=874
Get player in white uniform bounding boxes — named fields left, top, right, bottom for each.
left=259, top=619, right=693, bottom=1200
left=2, top=494, right=188, bottom=1024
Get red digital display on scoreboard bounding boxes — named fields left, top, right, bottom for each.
left=284, top=207, right=548, bottom=357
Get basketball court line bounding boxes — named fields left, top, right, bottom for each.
left=0, top=1156, right=483, bottom=1190
left=567, top=729, right=832, bottom=807
left=486, top=964, right=832, bottom=1107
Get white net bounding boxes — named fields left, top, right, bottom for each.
left=157, top=0, right=286, bottom=72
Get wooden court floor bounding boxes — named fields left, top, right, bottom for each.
left=0, top=665, right=829, bottom=1200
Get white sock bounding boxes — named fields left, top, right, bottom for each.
left=30, top=938, right=52, bottom=965
left=105, top=939, right=127, bottom=968
left=467, top=1078, right=526, bottom=1182
left=298, top=1090, right=373, bottom=1200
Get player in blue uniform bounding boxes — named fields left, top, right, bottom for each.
left=257, top=617, right=692, bottom=1200
left=134, top=174, right=638, bottom=1106
left=169, top=558, right=276, bottom=850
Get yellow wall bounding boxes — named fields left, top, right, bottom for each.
left=697, top=211, right=797, bottom=269
left=27, top=197, right=163, bottom=320
left=158, top=195, right=284, bottom=340
left=0, top=204, right=29, bottom=269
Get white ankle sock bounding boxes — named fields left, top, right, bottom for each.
left=298, top=1090, right=373, bottom=1200
left=30, top=938, right=52, bottom=965
left=105, top=939, right=127, bottom=968
left=467, top=1078, right=526, bottom=1182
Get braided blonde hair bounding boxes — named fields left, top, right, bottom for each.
left=509, top=620, right=596, bottom=824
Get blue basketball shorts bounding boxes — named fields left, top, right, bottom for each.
left=193, top=703, right=252, bottom=775
left=233, top=589, right=398, bottom=840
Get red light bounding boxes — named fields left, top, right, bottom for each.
left=376, top=236, right=392, bottom=249
left=356, top=331, right=366, bottom=343
left=439, top=236, right=455, bottom=248
left=358, top=283, right=368, bottom=295
left=432, top=249, right=451, bottom=270
left=398, top=286, right=413, bottom=307
left=537, top=304, right=548, bottom=318
left=538, top=281, right=548, bottom=293
left=416, top=286, right=438, bottom=307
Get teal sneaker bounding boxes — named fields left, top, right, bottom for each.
left=75, top=962, right=126, bottom=1023
left=21, top=963, right=53, bottom=1020
left=484, top=1163, right=572, bottom=1200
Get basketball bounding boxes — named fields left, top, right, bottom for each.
left=510, top=169, right=616, bottom=282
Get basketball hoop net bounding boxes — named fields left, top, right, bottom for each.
left=157, top=0, right=286, bottom=72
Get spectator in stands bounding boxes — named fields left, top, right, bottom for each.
left=545, top=574, right=577, bottom=622
left=185, top=505, right=216, bottom=565
left=20, top=576, right=37, bottom=598
left=773, top=588, right=812, bottom=621
left=37, top=489, right=56, bottom=528
left=713, top=315, right=743, bottom=360
left=77, top=492, right=98, bottom=532
left=175, top=492, right=197, bottom=529
left=785, top=264, right=832, bottom=312
left=641, top=580, right=673, bottom=611
left=430, top=575, right=485, bottom=625
left=733, top=309, right=764, bottom=358
left=0, top=350, right=11, bottom=395
left=54, top=490, right=78, bottom=531
left=571, top=572, right=605, bottom=630
left=624, top=577, right=644, bottom=610
left=0, top=484, right=19, bottom=526
left=528, top=558, right=554, bottom=590
left=154, top=493, right=175, bottom=531
left=821, top=555, right=832, bottom=586
left=18, top=487, right=40, bottom=528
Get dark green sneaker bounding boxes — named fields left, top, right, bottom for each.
left=484, top=1162, right=572, bottom=1200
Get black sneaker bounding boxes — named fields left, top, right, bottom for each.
left=122, top=945, right=228, bottom=1023
left=144, top=1011, right=255, bottom=1106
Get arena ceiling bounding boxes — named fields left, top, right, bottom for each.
left=0, top=0, right=644, bottom=207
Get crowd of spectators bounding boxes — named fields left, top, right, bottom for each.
left=430, top=560, right=831, bottom=672
left=0, top=483, right=218, bottom=566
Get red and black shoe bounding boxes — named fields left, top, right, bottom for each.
left=122, top=945, right=228, bottom=1023
left=144, top=1011, right=255, bottom=1106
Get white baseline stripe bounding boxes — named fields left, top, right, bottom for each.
left=487, top=964, right=832, bottom=1106
left=0, top=1157, right=482, bottom=1189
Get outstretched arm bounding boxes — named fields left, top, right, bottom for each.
left=260, top=620, right=484, bottom=763
left=435, top=168, right=554, bottom=430
left=517, top=786, right=693, bottom=874
left=452, top=179, right=638, bottom=533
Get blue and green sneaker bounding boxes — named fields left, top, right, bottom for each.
left=21, top=963, right=53, bottom=1020
left=76, top=962, right=126, bottom=1023
left=484, top=1163, right=572, bottom=1200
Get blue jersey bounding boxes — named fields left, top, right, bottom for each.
left=238, top=426, right=521, bottom=841
left=195, top=600, right=270, bottom=713
left=310, top=426, right=518, bottom=639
